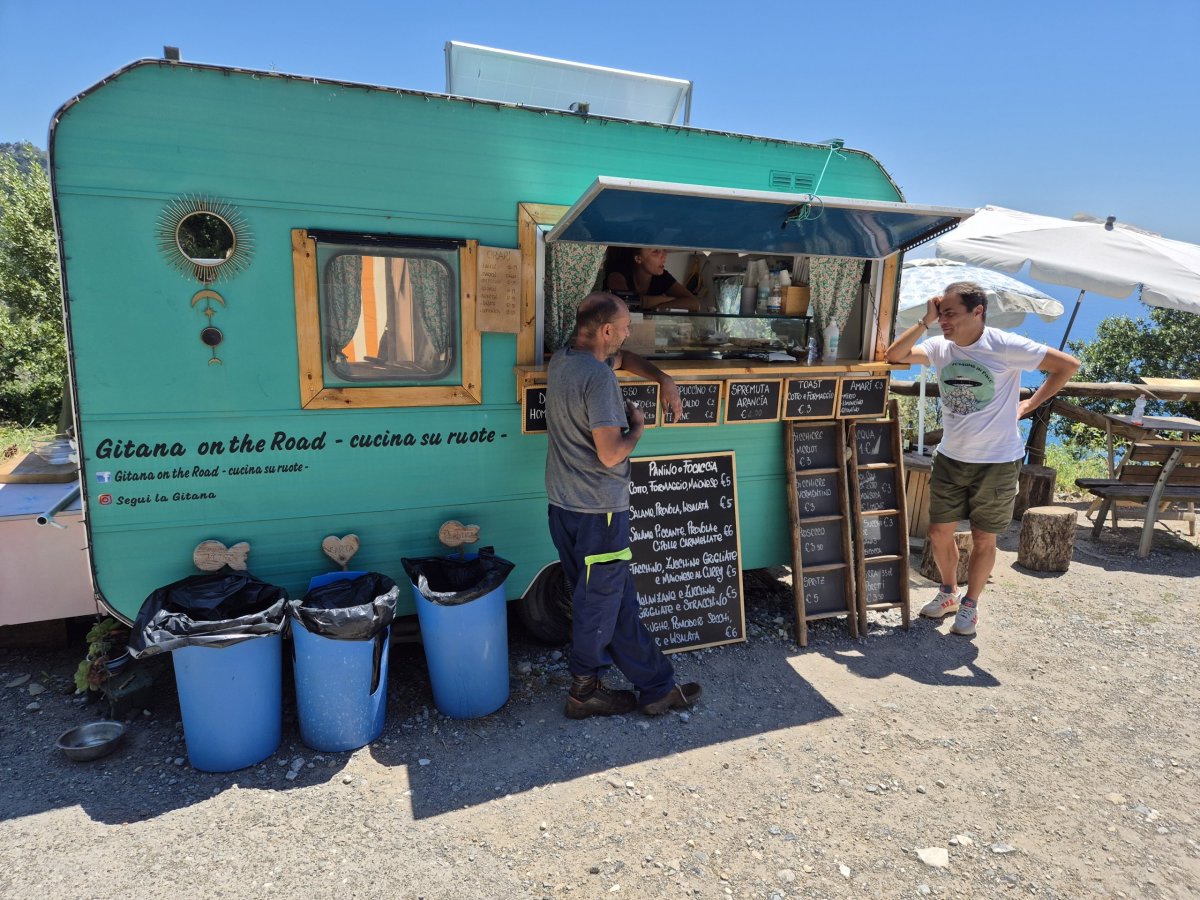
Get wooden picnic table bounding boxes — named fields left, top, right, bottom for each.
left=1102, top=413, right=1200, bottom=476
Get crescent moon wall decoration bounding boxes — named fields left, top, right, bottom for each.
left=156, top=195, right=254, bottom=284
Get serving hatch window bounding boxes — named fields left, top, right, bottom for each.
left=292, top=229, right=481, bottom=409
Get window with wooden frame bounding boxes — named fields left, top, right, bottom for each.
left=292, top=229, right=481, bottom=408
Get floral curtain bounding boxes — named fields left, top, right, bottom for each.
left=409, top=258, right=451, bottom=356
left=545, top=241, right=607, bottom=352
left=325, top=254, right=363, bottom=358
left=809, top=256, right=865, bottom=351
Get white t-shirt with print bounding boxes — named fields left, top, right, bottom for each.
left=923, top=328, right=1049, bottom=463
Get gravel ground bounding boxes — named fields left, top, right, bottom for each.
left=1, top=506, right=1198, bottom=899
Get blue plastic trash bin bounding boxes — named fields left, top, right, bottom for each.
left=127, top=567, right=289, bottom=773
left=403, top=550, right=513, bottom=719
left=290, top=571, right=397, bottom=752
left=173, top=635, right=283, bottom=772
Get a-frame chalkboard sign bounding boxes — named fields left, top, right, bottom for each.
left=847, top=400, right=911, bottom=633
left=785, top=420, right=857, bottom=647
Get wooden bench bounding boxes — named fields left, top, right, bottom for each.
left=1076, top=440, right=1200, bottom=558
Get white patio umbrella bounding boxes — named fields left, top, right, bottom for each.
left=898, top=258, right=1064, bottom=331
left=936, top=205, right=1200, bottom=348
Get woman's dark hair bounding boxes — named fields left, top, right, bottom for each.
left=602, top=246, right=638, bottom=291
left=944, top=281, right=988, bottom=320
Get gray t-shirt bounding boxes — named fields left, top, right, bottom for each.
left=545, top=346, right=631, bottom=513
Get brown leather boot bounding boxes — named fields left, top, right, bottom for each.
left=564, top=675, right=636, bottom=720
left=639, top=682, right=702, bottom=716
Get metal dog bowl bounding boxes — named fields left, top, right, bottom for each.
left=56, top=720, right=126, bottom=761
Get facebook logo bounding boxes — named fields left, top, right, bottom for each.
left=95, top=471, right=112, bottom=483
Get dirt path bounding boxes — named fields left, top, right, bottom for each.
left=1, top=509, right=1197, bottom=899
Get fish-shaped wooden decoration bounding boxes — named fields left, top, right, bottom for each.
left=321, top=534, right=360, bottom=569
left=438, top=520, right=480, bottom=548
left=193, top=539, right=250, bottom=571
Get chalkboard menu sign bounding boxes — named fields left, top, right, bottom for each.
left=628, top=452, right=745, bottom=653
left=803, top=568, right=849, bottom=615
left=522, top=385, right=547, bottom=434
left=860, top=514, right=901, bottom=558
left=855, top=422, right=894, bottom=464
left=857, top=468, right=898, bottom=512
left=785, top=420, right=857, bottom=646
left=784, top=377, right=840, bottom=420
left=837, top=376, right=889, bottom=419
left=663, top=381, right=722, bottom=427
left=791, top=423, right=840, bottom=471
left=799, top=520, right=844, bottom=567
left=794, top=472, right=841, bottom=517
left=849, top=406, right=912, bottom=629
left=863, top=560, right=902, bottom=606
left=621, top=382, right=660, bottom=427
left=724, top=379, right=783, bottom=423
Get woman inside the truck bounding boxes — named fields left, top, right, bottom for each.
left=603, top=247, right=699, bottom=312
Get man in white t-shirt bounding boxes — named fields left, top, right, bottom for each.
left=886, top=282, right=1079, bottom=637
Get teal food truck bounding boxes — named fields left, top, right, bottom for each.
left=49, top=44, right=969, bottom=641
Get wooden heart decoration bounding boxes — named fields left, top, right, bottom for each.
left=322, top=534, right=360, bottom=569
left=193, top=539, right=250, bottom=571
left=438, top=520, right=480, bottom=548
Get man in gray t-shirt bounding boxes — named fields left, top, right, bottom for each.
left=545, top=292, right=701, bottom=719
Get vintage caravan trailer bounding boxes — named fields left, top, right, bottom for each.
left=49, top=48, right=969, bottom=640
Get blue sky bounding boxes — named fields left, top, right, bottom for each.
left=2, top=0, right=1197, bottom=351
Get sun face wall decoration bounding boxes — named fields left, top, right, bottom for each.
left=156, top=195, right=254, bottom=365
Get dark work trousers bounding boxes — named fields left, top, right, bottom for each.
left=547, top=504, right=675, bottom=705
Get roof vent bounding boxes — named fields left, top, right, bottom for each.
left=769, top=170, right=814, bottom=192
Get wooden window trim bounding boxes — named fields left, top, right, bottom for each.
left=292, top=229, right=482, bottom=409
left=516, top=203, right=569, bottom=367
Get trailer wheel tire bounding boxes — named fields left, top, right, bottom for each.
left=516, top=563, right=573, bottom=645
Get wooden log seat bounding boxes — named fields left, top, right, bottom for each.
left=1017, top=506, right=1077, bottom=572
left=918, top=530, right=972, bottom=586
left=1013, top=464, right=1057, bottom=520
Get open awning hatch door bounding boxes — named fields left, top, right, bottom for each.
left=545, top=177, right=973, bottom=258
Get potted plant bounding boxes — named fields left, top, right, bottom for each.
left=73, top=617, right=130, bottom=698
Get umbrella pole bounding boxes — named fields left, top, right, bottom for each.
left=917, top=365, right=926, bottom=454
left=1057, top=289, right=1087, bottom=350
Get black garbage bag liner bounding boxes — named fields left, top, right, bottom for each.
left=401, top=547, right=515, bottom=607
left=288, top=572, right=399, bottom=641
left=128, top=566, right=289, bottom=658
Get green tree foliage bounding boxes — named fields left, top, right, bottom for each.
left=0, top=142, right=65, bottom=426
left=1054, top=306, right=1200, bottom=452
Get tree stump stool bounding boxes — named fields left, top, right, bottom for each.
left=1013, top=465, right=1057, bottom=520
left=1017, top=505, right=1076, bottom=572
left=918, top=531, right=973, bottom=586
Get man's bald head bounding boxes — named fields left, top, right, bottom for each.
left=573, top=292, right=627, bottom=337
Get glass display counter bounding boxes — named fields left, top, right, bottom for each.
left=624, top=310, right=813, bottom=362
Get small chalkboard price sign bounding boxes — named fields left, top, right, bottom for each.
left=857, top=468, right=898, bottom=512
left=663, top=381, right=722, bottom=427
left=791, top=423, right=840, bottom=470
left=784, top=420, right=856, bottom=646
left=522, top=385, right=547, bottom=434
left=855, top=422, right=894, bottom=465
left=848, top=403, right=911, bottom=632
left=621, top=382, right=660, bottom=428
left=628, top=452, right=745, bottom=653
left=784, top=377, right=840, bottom=420
left=799, top=520, right=844, bottom=567
left=724, top=379, right=783, bottom=423
left=863, top=560, right=902, bottom=607
left=837, top=376, right=889, bottom=419
left=803, top=568, right=849, bottom=615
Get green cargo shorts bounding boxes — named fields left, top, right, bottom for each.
left=928, top=453, right=1022, bottom=534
